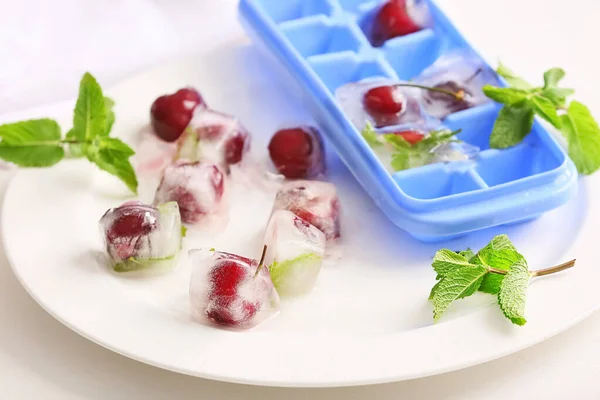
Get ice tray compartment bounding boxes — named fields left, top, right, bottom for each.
left=394, top=164, right=486, bottom=200
left=239, top=0, right=579, bottom=239
left=255, top=0, right=337, bottom=23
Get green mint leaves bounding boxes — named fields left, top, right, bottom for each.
left=361, top=122, right=461, bottom=171
left=0, top=119, right=65, bottom=167
left=483, top=65, right=600, bottom=175
left=429, top=234, right=575, bottom=326
left=0, top=73, right=138, bottom=193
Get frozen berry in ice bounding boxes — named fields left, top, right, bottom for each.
left=394, top=129, right=425, bottom=145
left=154, top=160, right=224, bottom=224
left=206, top=259, right=258, bottom=326
left=268, top=126, right=326, bottom=179
left=150, top=87, right=206, bottom=142
left=273, top=180, right=341, bottom=240
left=189, top=249, right=280, bottom=329
left=176, top=109, right=251, bottom=171
left=100, top=201, right=183, bottom=273
left=371, top=0, right=422, bottom=47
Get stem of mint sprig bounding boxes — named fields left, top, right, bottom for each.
left=483, top=63, right=600, bottom=175
left=0, top=73, right=138, bottom=194
left=429, top=234, right=577, bottom=326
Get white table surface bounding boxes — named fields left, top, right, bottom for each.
left=1, top=0, right=600, bottom=398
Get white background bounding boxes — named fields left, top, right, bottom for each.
left=1, top=0, right=600, bottom=398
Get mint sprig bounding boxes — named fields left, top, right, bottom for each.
left=484, top=65, right=600, bottom=175
left=429, top=234, right=576, bottom=325
left=0, top=73, right=138, bottom=193
left=361, top=122, right=461, bottom=171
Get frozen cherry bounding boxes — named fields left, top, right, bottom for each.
left=150, top=87, right=206, bottom=142
left=206, top=259, right=258, bottom=327
left=154, top=161, right=224, bottom=224
left=394, top=130, right=425, bottom=145
left=371, top=0, right=421, bottom=47
left=424, top=81, right=474, bottom=115
left=363, top=86, right=404, bottom=115
left=268, top=126, right=325, bottom=179
left=103, top=202, right=158, bottom=260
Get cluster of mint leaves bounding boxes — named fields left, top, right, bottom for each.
left=362, top=122, right=461, bottom=171
left=484, top=63, right=600, bottom=175
left=0, top=73, right=138, bottom=193
left=430, top=234, right=575, bottom=325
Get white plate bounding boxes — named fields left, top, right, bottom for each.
left=2, top=41, right=598, bottom=388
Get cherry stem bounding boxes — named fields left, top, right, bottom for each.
left=392, top=83, right=465, bottom=101
left=488, top=259, right=576, bottom=277
left=530, top=259, right=576, bottom=277
left=465, top=67, right=483, bottom=84
left=253, top=245, right=268, bottom=278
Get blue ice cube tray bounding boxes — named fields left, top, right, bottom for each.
left=238, top=0, right=578, bottom=241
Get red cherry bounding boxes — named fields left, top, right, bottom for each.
left=107, top=210, right=155, bottom=240
left=372, top=0, right=421, bottom=47
left=150, top=87, right=206, bottom=142
left=395, top=130, right=425, bottom=145
left=268, top=127, right=325, bottom=179
left=363, top=86, right=404, bottom=116
left=206, top=260, right=258, bottom=327
left=224, top=132, right=249, bottom=165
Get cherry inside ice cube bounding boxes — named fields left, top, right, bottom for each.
left=154, top=160, right=224, bottom=224
left=268, top=126, right=326, bottom=179
left=100, top=201, right=183, bottom=273
left=371, top=0, right=422, bottom=47
left=273, top=180, right=341, bottom=240
left=150, top=87, right=206, bottom=142
left=177, top=109, right=251, bottom=171
left=207, top=260, right=259, bottom=326
left=394, top=129, right=425, bottom=145
left=189, top=249, right=280, bottom=329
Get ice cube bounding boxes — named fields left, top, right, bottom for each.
left=189, top=248, right=280, bottom=329
left=153, top=160, right=225, bottom=224
left=176, top=109, right=251, bottom=171
left=273, top=180, right=341, bottom=240
left=413, top=50, right=500, bottom=119
left=131, top=127, right=178, bottom=177
left=431, top=141, right=480, bottom=163
left=99, top=201, right=183, bottom=273
left=263, top=210, right=325, bottom=296
left=335, top=77, right=433, bottom=131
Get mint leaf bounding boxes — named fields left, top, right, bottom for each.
left=530, top=95, right=562, bottom=128
left=543, top=68, right=565, bottom=89
left=459, top=249, right=475, bottom=260
left=361, top=122, right=381, bottom=147
left=390, top=152, right=410, bottom=171
left=84, top=137, right=138, bottom=194
left=560, top=101, right=600, bottom=175
left=432, top=249, right=477, bottom=278
left=0, top=119, right=64, bottom=167
left=388, top=129, right=459, bottom=171
left=470, top=234, right=523, bottom=294
left=432, top=265, right=487, bottom=322
left=498, top=258, right=530, bottom=325
left=104, top=97, right=115, bottom=135
left=382, top=133, right=410, bottom=150
left=541, top=87, right=575, bottom=107
left=497, top=62, right=532, bottom=90
left=489, top=102, right=535, bottom=148
left=72, top=72, right=106, bottom=141
left=482, top=85, right=529, bottom=105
